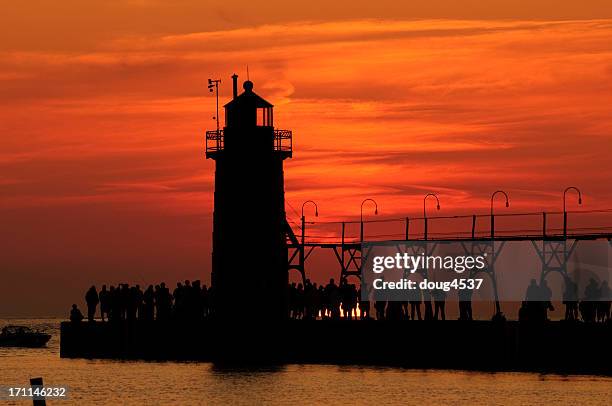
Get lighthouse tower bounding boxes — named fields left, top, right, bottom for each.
left=206, top=74, right=292, bottom=321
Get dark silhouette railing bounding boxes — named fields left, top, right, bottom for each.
left=205, top=129, right=223, bottom=154
left=273, top=129, right=293, bottom=153
left=205, top=129, right=292, bottom=157
left=286, top=209, right=612, bottom=245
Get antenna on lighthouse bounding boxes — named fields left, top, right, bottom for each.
left=207, top=78, right=221, bottom=133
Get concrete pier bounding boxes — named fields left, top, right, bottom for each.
left=60, top=320, right=611, bottom=375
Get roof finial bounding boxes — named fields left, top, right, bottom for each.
left=246, top=64, right=250, bottom=81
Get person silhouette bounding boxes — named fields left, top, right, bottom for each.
left=325, top=278, right=340, bottom=319
left=108, top=285, right=118, bottom=322
left=154, top=285, right=161, bottom=320
left=525, top=279, right=541, bottom=322
left=563, top=279, right=578, bottom=321
left=316, top=285, right=325, bottom=319
left=583, top=278, right=600, bottom=322
left=85, top=286, right=99, bottom=323
left=525, top=279, right=537, bottom=298
left=598, top=280, right=610, bottom=322
left=173, top=282, right=184, bottom=319
left=408, top=284, right=422, bottom=321
left=201, top=284, right=210, bottom=318
left=458, top=285, right=473, bottom=321
left=339, top=280, right=349, bottom=319
left=126, top=285, right=139, bottom=321
left=432, top=288, right=446, bottom=321
left=540, top=279, right=553, bottom=321
left=99, top=285, right=109, bottom=322
left=143, top=285, right=155, bottom=321
left=348, top=284, right=358, bottom=320
left=374, top=299, right=386, bottom=320
left=119, top=284, right=129, bottom=320
left=423, top=289, right=434, bottom=320
left=132, top=284, right=143, bottom=321
left=358, top=287, right=371, bottom=320
left=303, top=280, right=315, bottom=320
left=70, top=304, right=84, bottom=324
left=161, top=282, right=172, bottom=320
left=400, top=300, right=409, bottom=320
left=192, top=280, right=203, bottom=320
left=288, top=282, right=297, bottom=319
left=182, top=280, right=192, bottom=319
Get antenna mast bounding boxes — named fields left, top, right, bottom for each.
left=208, top=78, right=221, bottom=133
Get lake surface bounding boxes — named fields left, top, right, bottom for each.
left=1, top=319, right=611, bottom=405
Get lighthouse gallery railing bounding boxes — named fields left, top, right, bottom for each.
left=205, top=129, right=292, bottom=157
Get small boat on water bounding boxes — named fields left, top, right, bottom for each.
left=0, top=325, right=51, bottom=348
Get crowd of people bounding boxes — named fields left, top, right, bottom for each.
left=287, top=279, right=461, bottom=321
left=70, top=277, right=610, bottom=324
left=515, top=277, right=610, bottom=323
left=563, top=278, right=610, bottom=322
left=73, top=281, right=211, bottom=323
left=288, top=279, right=359, bottom=320
left=71, top=278, right=462, bottom=323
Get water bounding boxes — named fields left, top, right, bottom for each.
left=1, top=319, right=610, bottom=405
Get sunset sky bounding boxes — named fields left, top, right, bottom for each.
left=1, top=1, right=612, bottom=316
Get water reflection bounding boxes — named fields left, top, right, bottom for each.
left=1, top=319, right=611, bottom=405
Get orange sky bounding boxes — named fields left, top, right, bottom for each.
left=1, top=1, right=612, bottom=316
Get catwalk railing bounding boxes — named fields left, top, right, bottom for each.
left=288, top=209, right=612, bottom=245
left=205, top=129, right=292, bottom=157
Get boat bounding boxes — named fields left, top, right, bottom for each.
left=0, top=325, right=51, bottom=348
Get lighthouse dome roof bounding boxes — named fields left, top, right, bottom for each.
left=224, top=80, right=273, bottom=108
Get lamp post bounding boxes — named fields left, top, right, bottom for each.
left=563, top=187, right=582, bottom=238
left=490, top=190, right=509, bottom=239
left=360, top=198, right=378, bottom=242
left=489, top=190, right=509, bottom=319
left=299, top=201, right=318, bottom=284
left=301, top=200, right=319, bottom=246
left=423, top=193, right=440, bottom=241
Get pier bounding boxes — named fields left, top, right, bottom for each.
left=60, top=320, right=611, bottom=374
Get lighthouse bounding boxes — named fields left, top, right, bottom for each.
left=206, top=74, right=292, bottom=321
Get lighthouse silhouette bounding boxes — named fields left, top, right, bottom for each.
left=206, top=74, right=292, bottom=321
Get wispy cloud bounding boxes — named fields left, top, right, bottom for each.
left=2, top=12, right=612, bottom=316
left=1, top=18, right=611, bottom=214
